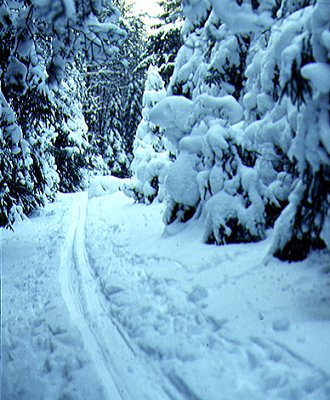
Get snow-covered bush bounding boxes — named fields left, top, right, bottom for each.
left=123, top=67, right=171, bottom=204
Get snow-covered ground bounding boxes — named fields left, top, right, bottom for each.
left=2, top=177, right=330, bottom=399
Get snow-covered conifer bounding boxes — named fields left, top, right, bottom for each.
left=124, top=77, right=145, bottom=158
left=0, top=0, right=124, bottom=228
left=149, top=0, right=328, bottom=256
left=123, top=67, right=170, bottom=204
left=53, top=68, right=91, bottom=192
left=140, top=0, right=183, bottom=87
left=151, top=1, right=271, bottom=242
left=84, top=0, right=145, bottom=177
left=1, top=6, right=59, bottom=229
left=269, top=1, right=330, bottom=260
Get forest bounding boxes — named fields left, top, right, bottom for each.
left=2, top=1, right=330, bottom=399
left=1, top=0, right=329, bottom=262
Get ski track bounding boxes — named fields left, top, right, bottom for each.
left=59, top=191, right=330, bottom=400
left=59, top=192, right=171, bottom=400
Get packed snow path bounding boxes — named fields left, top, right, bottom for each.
left=2, top=180, right=330, bottom=399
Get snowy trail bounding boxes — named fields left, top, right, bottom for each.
left=85, top=189, right=330, bottom=400
left=3, top=187, right=330, bottom=399
left=59, top=192, right=171, bottom=400
left=59, top=193, right=121, bottom=400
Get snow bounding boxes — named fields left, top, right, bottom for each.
left=6, top=56, right=28, bottom=94
left=2, top=195, right=106, bottom=399
left=149, top=95, right=194, bottom=144
left=301, top=62, right=330, bottom=94
left=310, top=1, right=330, bottom=62
left=195, top=94, right=244, bottom=124
left=210, top=0, right=273, bottom=34
left=182, top=0, right=211, bottom=25
left=166, top=152, right=200, bottom=207
left=3, top=183, right=330, bottom=399
left=123, top=67, right=170, bottom=204
left=321, top=210, right=330, bottom=249
left=63, top=0, right=75, bottom=17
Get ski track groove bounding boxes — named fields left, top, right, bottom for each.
left=60, top=193, right=124, bottom=400
left=60, top=192, right=173, bottom=400
left=266, top=338, right=330, bottom=378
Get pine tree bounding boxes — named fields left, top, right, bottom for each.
left=1, top=5, right=58, bottom=228
left=124, top=77, right=145, bottom=157
left=53, top=66, right=91, bottom=192
left=119, top=3, right=146, bottom=162
left=123, top=67, right=170, bottom=204
left=149, top=0, right=327, bottom=256
left=0, top=0, right=124, bottom=228
left=140, top=0, right=183, bottom=87
left=0, top=90, right=57, bottom=228
left=84, top=0, right=146, bottom=177
left=152, top=0, right=272, bottom=241
left=269, top=0, right=330, bottom=261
